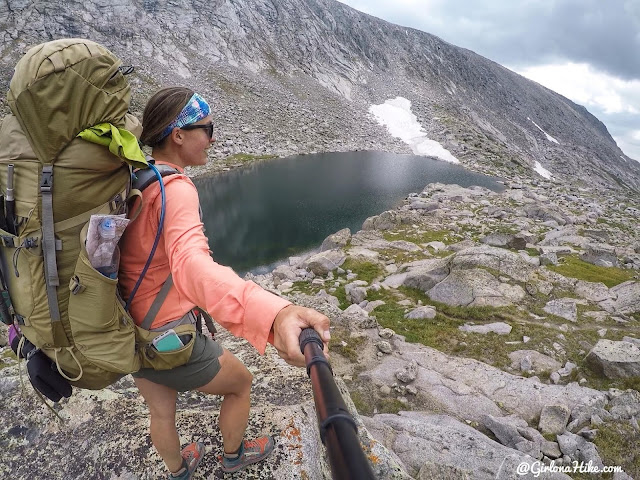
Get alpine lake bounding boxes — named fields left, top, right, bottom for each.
left=193, top=151, right=505, bottom=275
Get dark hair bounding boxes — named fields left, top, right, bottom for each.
left=140, top=87, right=194, bottom=147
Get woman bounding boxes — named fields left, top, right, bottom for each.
left=120, top=87, right=330, bottom=479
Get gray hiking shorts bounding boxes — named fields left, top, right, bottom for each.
left=132, top=332, right=224, bottom=392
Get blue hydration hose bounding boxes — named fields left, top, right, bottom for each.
left=125, top=162, right=166, bottom=311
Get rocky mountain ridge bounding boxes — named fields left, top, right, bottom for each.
left=1, top=0, right=640, bottom=192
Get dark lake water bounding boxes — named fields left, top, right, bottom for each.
left=194, top=151, right=504, bottom=274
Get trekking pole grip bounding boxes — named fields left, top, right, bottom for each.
left=299, top=328, right=331, bottom=376
left=299, top=327, right=323, bottom=352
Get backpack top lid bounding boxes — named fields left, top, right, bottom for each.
left=7, top=38, right=132, bottom=165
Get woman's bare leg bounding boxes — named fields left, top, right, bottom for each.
left=196, top=349, right=253, bottom=454
left=134, top=377, right=183, bottom=473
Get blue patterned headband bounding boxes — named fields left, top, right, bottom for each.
left=160, top=93, right=211, bottom=141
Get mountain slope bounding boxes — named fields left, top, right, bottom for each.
left=1, top=0, right=639, bottom=191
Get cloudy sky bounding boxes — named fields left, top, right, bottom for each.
left=337, top=0, right=640, bottom=161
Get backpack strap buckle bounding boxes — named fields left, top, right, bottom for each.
left=69, top=275, right=85, bottom=295
left=1, top=235, right=15, bottom=248
left=40, top=167, right=53, bottom=192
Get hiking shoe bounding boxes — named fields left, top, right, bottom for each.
left=220, top=436, right=275, bottom=473
left=168, top=441, right=205, bottom=479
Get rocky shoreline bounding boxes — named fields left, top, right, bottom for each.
left=245, top=175, right=640, bottom=478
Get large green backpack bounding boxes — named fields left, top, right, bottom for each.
left=0, top=39, right=195, bottom=390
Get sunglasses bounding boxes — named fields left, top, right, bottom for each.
left=181, top=122, right=215, bottom=140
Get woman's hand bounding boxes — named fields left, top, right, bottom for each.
left=272, top=305, right=330, bottom=367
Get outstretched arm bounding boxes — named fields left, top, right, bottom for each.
left=271, top=305, right=331, bottom=367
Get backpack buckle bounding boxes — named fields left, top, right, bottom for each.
left=40, top=166, right=53, bottom=193
left=69, top=275, right=85, bottom=295
left=1, top=236, right=15, bottom=247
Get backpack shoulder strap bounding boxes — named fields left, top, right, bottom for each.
left=131, top=161, right=204, bottom=330
left=133, top=164, right=179, bottom=192
left=140, top=274, right=174, bottom=330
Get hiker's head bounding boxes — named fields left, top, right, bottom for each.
left=141, top=87, right=215, bottom=164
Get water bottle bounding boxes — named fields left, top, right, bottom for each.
left=96, top=217, right=119, bottom=279
left=99, top=217, right=117, bottom=239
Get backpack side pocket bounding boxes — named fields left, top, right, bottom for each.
left=136, top=323, right=196, bottom=371
left=67, top=240, right=140, bottom=375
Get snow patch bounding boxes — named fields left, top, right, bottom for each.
left=528, top=117, right=559, bottom=144
left=534, top=161, right=552, bottom=179
left=369, top=97, right=460, bottom=164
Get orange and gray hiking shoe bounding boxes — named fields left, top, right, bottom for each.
left=220, top=436, right=275, bottom=473
left=168, top=442, right=205, bottom=479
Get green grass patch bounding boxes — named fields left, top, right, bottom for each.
left=329, top=328, right=367, bottom=363
left=341, top=259, right=385, bottom=284
left=548, top=256, right=635, bottom=288
left=291, top=281, right=320, bottom=296
left=591, top=421, right=640, bottom=479
left=350, top=391, right=405, bottom=416
left=368, top=286, right=629, bottom=375
left=398, top=287, right=520, bottom=322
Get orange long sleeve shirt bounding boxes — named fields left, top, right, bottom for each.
left=119, top=161, right=291, bottom=354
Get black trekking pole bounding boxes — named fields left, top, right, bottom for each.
left=299, top=328, right=377, bottom=480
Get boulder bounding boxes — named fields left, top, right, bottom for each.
left=540, top=252, right=558, bottom=266
left=417, top=462, right=470, bottom=480
left=538, top=405, right=571, bottom=435
left=480, top=233, right=515, bottom=247
left=573, top=280, right=612, bottom=303
left=580, top=243, right=618, bottom=267
left=405, top=306, right=437, bottom=320
left=396, top=360, right=418, bottom=383
left=524, top=205, right=568, bottom=226
left=409, top=200, right=439, bottom=211
left=608, top=281, right=640, bottom=314
left=346, top=246, right=379, bottom=261
left=428, top=269, right=525, bottom=307
left=272, top=264, right=299, bottom=284
left=345, top=282, right=367, bottom=304
left=585, top=339, right=640, bottom=378
left=402, top=258, right=451, bottom=292
left=451, top=245, right=535, bottom=282
left=302, top=250, right=346, bottom=275
left=362, top=211, right=401, bottom=231
left=508, top=350, right=562, bottom=375
left=459, top=322, right=512, bottom=335
left=320, top=227, right=351, bottom=251
left=364, top=413, right=571, bottom=479
left=315, top=289, right=341, bottom=307
left=543, top=299, right=578, bottom=323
